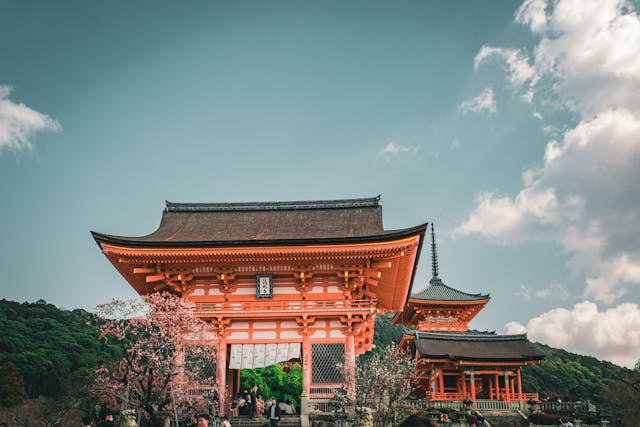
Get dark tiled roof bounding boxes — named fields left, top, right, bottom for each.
left=165, top=197, right=381, bottom=212
left=411, top=277, right=489, bottom=301
left=412, top=331, right=544, bottom=362
left=92, top=196, right=426, bottom=247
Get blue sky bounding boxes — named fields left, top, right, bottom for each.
left=1, top=0, right=639, bottom=367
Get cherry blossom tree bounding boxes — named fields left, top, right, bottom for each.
left=334, top=346, right=415, bottom=427
left=92, top=292, right=215, bottom=421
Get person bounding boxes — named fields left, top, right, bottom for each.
left=398, top=414, right=436, bottom=427
left=96, top=409, right=115, bottom=427
left=268, top=397, right=281, bottom=427
left=221, top=415, right=231, bottom=427
left=250, top=385, right=258, bottom=418
left=256, top=394, right=265, bottom=417
left=439, top=412, right=450, bottom=426
left=196, top=413, right=210, bottom=427
left=81, top=415, right=92, bottom=427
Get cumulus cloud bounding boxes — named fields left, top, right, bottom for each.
left=458, top=87, right=497, bottom=115
left=457, top=0, right=640, bottom=303
left=505, top=301, right=640, bottom=368
left=0, top=85, right=61, bottom=152
left=378, top=141, right=419, bottom=158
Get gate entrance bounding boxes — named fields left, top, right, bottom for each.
left=93, top=197, right=426, bottom=414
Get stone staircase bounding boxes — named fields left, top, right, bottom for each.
left=228, top=415, right=301, bottom=427
left=479, top=410, right=529, bottom=427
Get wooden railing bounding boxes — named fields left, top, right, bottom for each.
left=194, top=299, right=377, bottom=317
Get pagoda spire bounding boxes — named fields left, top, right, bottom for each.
left=431, top=223, right=439, bottom=278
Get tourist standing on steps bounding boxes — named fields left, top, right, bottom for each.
left=269, top=398, right=281, bottom=427
left=81, top=415, right=93, bottom=427
left=250, top=385, right=258, bottom=418
left=256, top=394, right=265, bottom=416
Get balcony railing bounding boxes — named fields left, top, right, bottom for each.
left=194, top=299, right=377, bottom=317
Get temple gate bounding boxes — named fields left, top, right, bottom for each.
left=92, top=196, right=427, bottom=413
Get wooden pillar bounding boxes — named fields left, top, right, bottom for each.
left=217, top=338, right=227, bottom=415
left=344, top=334, right=356, bottom=400
left=489, top=375, right=494, bottom=399
left=517, top=368, right=523, bottom=399
left=503, top=371, right=510, bottom=402
left=302, top=334, right=312, bottom=395
left=461, top=370, right=468, bottom=397
left=438, top=367, right=444, bottom=396
left=495, top=374, right=499, bottom=399
left=469, top=370, right=476, bottom=403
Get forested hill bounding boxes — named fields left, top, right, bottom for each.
left=0, top=299, right=120, bottom=406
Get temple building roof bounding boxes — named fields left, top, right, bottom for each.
left=410, top=277, right=489, bottom=302
left=92, top=196, right=427, bottom=247
left=411, top=331, right=544, bottom=362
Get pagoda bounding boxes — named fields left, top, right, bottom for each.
left=92, top=196, right=427, bottom=414
left=392, top=225, right=543, bottom=404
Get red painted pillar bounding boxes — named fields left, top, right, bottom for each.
left=438, top=367, right=444, bottom=397
left=302, top=334, right=312, bottom=396
left=461, top=370, right=468, bottom=397
left=344, top=334, right=356, bottom=401
left=503, top=371, right=510, bottom=402
left=517, top=368, right=523, bottom=399
left=470, top=370, right=476, bottom=404
left=489, top=376, right=494, bottom=399
left=217, top=338, right=227, bottom=415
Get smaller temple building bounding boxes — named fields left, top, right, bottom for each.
left=393, top=225, right=544, bottom=404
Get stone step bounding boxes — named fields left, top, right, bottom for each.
left=479, top=410, right=528, bottom=427
left=227, top=415, right=301, bottom=427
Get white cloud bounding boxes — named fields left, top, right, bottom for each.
left=474, top=46, right=537, bottom=88
left=378, top=141, right=419, bottom=158
left=450, top=137, right=461, bottom=150
left=505, top=301, right=640, bottom=368
left=457, top=0, right=640, bottom=303
left=458, top=87, right=497, bottom=115
left=0, top=85, right=61, bottom=152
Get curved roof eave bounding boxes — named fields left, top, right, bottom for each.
left=91, top=223, right=429, bottom=249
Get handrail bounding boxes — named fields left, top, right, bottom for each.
left=194, top=299, right=377, bottom=316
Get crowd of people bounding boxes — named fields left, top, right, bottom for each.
left=82, top=385, right=294, bottom=427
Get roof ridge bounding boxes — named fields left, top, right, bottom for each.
left=165, top=196, right=381, bottom=212
left=416, top=331, right=529, bottom=341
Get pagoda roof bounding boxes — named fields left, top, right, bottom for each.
left=410, top=277, right=490, bottom=302
left=92, top=196, right=427, bottom=247
left=411, top=330, right=544, bottom=362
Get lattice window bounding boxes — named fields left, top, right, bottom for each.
left=312, top=343, right=344, bottom=383
left=185, top=345, right=217, bottom=383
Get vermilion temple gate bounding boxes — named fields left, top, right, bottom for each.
left=93, top=197, right=426, bottom=414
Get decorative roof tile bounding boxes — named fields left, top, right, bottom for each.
left=411, top=277, right=489, bottom=302
left=412, top=330, right=544, bottom=362
left=92, top=196, right=427, bottom=247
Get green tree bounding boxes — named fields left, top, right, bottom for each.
left=240, top=364, right=302, bottom=409
left=0, top=361, right=28, bottom=407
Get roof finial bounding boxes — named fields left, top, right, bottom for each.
left=431, top=223, right=439, bottom=278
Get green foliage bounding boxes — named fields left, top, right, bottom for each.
left=0, top=361, right=28, bottom=407
left=0, top=299, right=120, bottom=402
left=240, top=364, right=302, bottom=408
left=521, top=342, right=638, bottom=420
